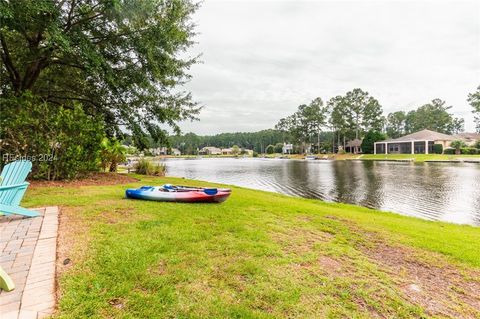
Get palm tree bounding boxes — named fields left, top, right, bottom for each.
left=100, top=138, right=127, bottom=172
left=450, top=140, right=466, bottom=155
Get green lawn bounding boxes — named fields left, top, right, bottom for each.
left=360, top=153, right=480, bottom=162
left=24, top=175, right=480, bottom=318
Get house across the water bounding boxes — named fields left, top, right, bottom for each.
left=374, top=129, right=455, bottom=154
left=346, top=138, right=362, bottom=154
left=199, top=146, right=222, bottom=155
left=171, top=148, right=181, bottom=156
left=221, top=148, right=233, bottom=155
left=282, top=143, right=293, bottom=154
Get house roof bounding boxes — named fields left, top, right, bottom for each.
left=452, top=132, right=480, bottom=140
left=379, top=129, right=454, bottom=143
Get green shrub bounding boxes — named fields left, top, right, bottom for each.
left=443, top=148, right=455, bottom=155
left=460, top=147, right=479, bottom=155
left=0, top=95, right=104, bottom=180
left=432, top=144, right=443, bottom=154
left=361, top=130, right=387, bottom=154
left=134, top=159, right=166, bottom=176
left=475, top=140, right=480, bottom=150
left=252, top=151, right=258, bottom=157
left=274, top=143, right=284, bottom=153
left=265, top=145, right=275, bottom=154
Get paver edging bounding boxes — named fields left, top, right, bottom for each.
left=0, top=206, right=59, bottom=319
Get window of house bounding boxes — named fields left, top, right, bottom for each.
left=389, top=144, right=399, bottom=152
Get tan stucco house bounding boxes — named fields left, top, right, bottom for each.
left=374, top=129, right=454, bottom=154
left=199, top=146, right=222, bottom=155
left=221, top=148, right=233, bottom=155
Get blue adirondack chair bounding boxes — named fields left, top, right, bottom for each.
left=0, top=160, right=38, bottom=217
left=0, top=160, right=38, bottom=291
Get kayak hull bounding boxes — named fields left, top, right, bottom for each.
left=126, top=186, right=231, bottom=203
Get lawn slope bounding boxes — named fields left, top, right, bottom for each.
left=24, top=175, right=480, bottom=318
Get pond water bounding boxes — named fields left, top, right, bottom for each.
left=162, top=158, right=480, bottom=226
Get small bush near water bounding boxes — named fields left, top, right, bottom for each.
left=432, top=144, right=443, bottom=154
left=460, top=147, right=479, bottom=155
left=443, top=148, right=455, bottom=155
left=444, top=147, right=479, bottom=155
left=134, top=159, right=166, bottom=176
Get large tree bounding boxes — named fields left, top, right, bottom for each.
left=468, top=86, right=480, bottom=132
left=276, top=97, right=329, bottom=154
left=328, top=95, right=350, bottom=150
left=404, top=99, right=464, bottom=134
left=0, top=0, right=200, bottom=147
left=299, top=97, right=329, bottom=152
left=328, top=89, right=383, bottom=152
left=342, top=88, right=383, bottom=140
left=385, top=111, right=406, bottom=138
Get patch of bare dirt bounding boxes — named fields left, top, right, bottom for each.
left=149, top=259, right=167, bottom=276
left=108, top=297, right=125, bottom=309
left=30, top=172, right=138, bottom=188
left=93, top=201, right=148, bottom=225
left=271, top=226, right=355, bottom=279
left=296, top=215, right=314, bottom=222
left=353, top=296, right=384, bottom=319
left=355, top=230, right=480, bottom=318
left=286, top=216, right=480, bottom=317
left=270, top=227, right=334, bottom=255
left=318, top=256, right=343, bottom=273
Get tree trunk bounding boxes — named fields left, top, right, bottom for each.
left=317, top=130, right=320, bottom=154
left=109, top=161, right=117, bottom=172
left=332, top=130, right=335, bottom=153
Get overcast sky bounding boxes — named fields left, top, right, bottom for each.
left=178, top=0, right=480, bottom=135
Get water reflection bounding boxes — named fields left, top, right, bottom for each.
left=162, top=158, right=480, bottom=226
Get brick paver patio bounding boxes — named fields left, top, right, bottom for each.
left=0, top=207, right=58, bottom=319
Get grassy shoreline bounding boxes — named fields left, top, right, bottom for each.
left=24, top=175, right=480, bottom=318
left=359, top=153, right=480, bottom=162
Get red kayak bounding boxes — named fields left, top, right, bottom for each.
left=125, top=184, right=231, bottom=203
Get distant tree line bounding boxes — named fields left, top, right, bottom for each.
left=165, top=130, right=335, bottom=155
left=169, top=130, right=283, bottom=154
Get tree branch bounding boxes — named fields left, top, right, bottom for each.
left=0, top=33, right=21, bottom=93
left=64, top=0, right=76, bottom=31
left=64, top=3, right=105, bottom=32
left=49, top=59, right=86, bottom=70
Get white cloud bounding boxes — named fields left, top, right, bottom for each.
left=178, top=0, right=480, bottom=134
